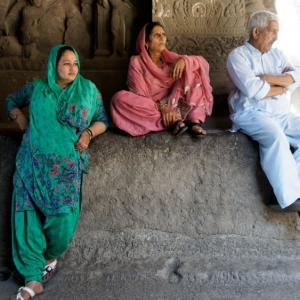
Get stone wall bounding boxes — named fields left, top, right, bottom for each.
left=0, top=0, right=276, bottom=126
left=1, top=130, right=300, bottom=285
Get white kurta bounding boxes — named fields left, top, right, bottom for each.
left=227, top=41, right=300, bottom=208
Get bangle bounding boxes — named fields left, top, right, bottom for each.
left=84, top=128, right=93, bottom=140
left=13, top=112, right=23, bottom=122
left=157, top=103, right=167, bottom=111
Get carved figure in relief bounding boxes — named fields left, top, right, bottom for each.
left=80, top=0, right=94, bottom=28
left=216, top=0, right=245, bottom=28
left=0, top=0, right=15, bottom=36
left=207, top=1, right=223, bottom=26
left=224, top=0, right=236, bottom=17
left=173, top=0, right=186, bottom=26
left=1, top=0, right=90, bottom=58
left=153, top=0, right=172, bottom=26
left=96, top=0, right=137, bottom=57
left=212, top=1, right=223, bottom=18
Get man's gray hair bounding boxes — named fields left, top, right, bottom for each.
left=247, top=10, right=279, bottom=38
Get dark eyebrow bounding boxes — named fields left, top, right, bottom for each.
left=63, top=60, right=78, bottom=63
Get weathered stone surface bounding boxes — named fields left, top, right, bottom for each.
left=1, top=128, right=300, bottom=299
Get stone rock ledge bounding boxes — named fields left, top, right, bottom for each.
left=1, top=130, right=300, bottom=299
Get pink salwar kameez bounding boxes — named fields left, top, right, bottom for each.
left=111, top=24, right=214, bottom=136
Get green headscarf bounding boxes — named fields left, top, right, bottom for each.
left=45, top=44, right=98, bottom=133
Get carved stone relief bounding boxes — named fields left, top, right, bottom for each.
left=0, top=0, right=276, bottom=93
left=95, top=0, right=138, bottom=57
left=0, top=0, right=91, bottom=60
left=0, top=0, right=143, bottom=61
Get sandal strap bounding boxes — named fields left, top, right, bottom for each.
left=17, top=286, right=35, bottom=299
left=188, top=122, right=202, bottom=128
left=43, top=259, right=57, bottom=276
left=16, top=290, right=24, bottom=300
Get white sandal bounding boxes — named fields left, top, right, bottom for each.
left=16, top=286, right=35, bottom=300
left=42, top=259, right=57, bottom=283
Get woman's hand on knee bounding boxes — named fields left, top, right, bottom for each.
left=160, top=105, right=181, bottom=128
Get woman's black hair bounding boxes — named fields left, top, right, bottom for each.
left=56, top=46, right=75, bottom=66
left=145, top=22, right=164, bottom=41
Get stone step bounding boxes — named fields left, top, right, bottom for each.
left=2, top=257, right=300, bottom=299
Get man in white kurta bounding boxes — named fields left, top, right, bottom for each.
left=227, top=10, right=300, bottom=210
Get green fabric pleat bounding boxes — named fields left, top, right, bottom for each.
left=11, top=190, right=80, bottom=283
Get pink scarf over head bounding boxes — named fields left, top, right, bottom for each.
left=127, top=23, right=213, bottom=115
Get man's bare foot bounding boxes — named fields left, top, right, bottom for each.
left=11, top=281, right=43, bottom=300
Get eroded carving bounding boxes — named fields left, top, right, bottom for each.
left=167, top=34, right=245, bottom=74
left=95, top=0, right=137, bottom=57
left=0, top=0, right=276, bottom=78
left=0, top=1, right=14, bottom=36
left=0, top=0, right=90, bottom=58
left=153, top=0, right=275, bottom=31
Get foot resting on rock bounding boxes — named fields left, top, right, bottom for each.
left=11, top=281, right=43, bottom=300
left=42, top=259, right=57, bottom=283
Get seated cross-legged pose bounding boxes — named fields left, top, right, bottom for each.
left=227, top=10, right=300, bottom=211
left=5, top=44, right=108, bottom=300
left=110, top=22, right=213, bottom=137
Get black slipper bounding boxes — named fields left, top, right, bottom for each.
left=187, top=122, right=206, bottom=138
left=171, top=120, right=188, bottom=136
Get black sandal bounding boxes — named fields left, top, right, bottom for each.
left=187, top=122, right=206, bottom=138
left=171, top=120, right=188, bottom=136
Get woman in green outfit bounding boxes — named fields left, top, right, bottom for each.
left=5, top=44, right=108, bottom=300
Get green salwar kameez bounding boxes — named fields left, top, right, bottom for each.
left=5, top=45, right=108, bottom=284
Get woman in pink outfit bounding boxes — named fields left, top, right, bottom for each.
left=110, top=22, right=213, bottom=137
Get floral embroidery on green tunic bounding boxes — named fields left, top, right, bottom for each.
left=5, top=45, right=108, bottom=215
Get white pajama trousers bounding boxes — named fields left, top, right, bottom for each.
left=232, top=110, right=300, bottom=208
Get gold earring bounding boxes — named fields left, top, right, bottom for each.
left=145, top=45, right=149, bottom=51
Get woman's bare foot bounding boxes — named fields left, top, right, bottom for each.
left=171, top=120, right=188, bottom=136
left=11, top=281, right=43, bottom=300
left=187, top=119, right=206, bottom=137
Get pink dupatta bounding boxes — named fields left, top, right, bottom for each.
left=127, top=24, right=214, bottom=116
